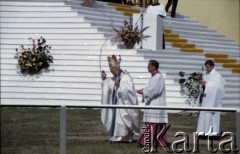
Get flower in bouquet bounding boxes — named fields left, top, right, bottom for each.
left=113, top=20, right=150, bottom=48
left=15, top=36, right=53, bottom=74
left=178, top=71, right=203, bottom=106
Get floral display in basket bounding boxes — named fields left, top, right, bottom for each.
left=178, top=71, right=203, bottom=107
left=14, top=37, right=53, bottom=75
left=113, top=20, right=150, bottom=49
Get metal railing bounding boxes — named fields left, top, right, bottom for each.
left=1, top=104, right=239, bottom=154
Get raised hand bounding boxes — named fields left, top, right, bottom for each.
left=101, top=70, right=106, bottom=81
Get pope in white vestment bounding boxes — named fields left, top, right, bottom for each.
left=197, top=60, right=225, bottom=136
left=101, top=55, right=139, bottom=142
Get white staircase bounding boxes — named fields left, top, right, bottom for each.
left=0, top=0, right=239, bottom=109
left=0, top=0, right=167, bottom=107
left=138, top=14, right=240, bottom=108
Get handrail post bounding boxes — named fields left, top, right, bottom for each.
left=60, top=105, right=66, bottom=154
left=236, top=109, right=240, bottom=154
left=140, top=10, right=144, bottom=49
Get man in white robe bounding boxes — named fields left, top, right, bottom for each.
left=136, top=60, right=168, bottom=152
left=197, top=60, right=226, bottom=136
left=101, top=55, right=139, bottom=142
left=145, top=0, right=166, bottom=49
left=146, top=0, right=166, bottom=17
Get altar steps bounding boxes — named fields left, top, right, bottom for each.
left=0, top=0, right=239, bottom=109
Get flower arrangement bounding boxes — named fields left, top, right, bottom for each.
left=178, top=71, right=203, bottom=106
left=14, top=37, right=53, bottom=74
left=113, top=20, right=150, bottom=49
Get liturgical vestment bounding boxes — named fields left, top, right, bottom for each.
left=197, top=68, right=225, bottom=135
left=101, top=71, right=139, bottom=142
left=143, top=72, right=168, bottom=123
left=146, top=3, right=167, bottom=17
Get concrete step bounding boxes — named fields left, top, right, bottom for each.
left=1, top=28, right=99, bottom=33
left=164, top=18, right=200, bottom=25
left=166, top=80, right=240, bottom=91
left=2, top=78, right=238, bottom=94
left=183, top=37, right=239, bottom=47
left=164, top=24, right=214, bottom=33
left=3, top=59, right=236, bottom=77
left=0, top=5, right=72, bottom=11
left=1, top=48, right=139, bottom=55
left=166, top=90, right=239, bottom=97
left=139, top=51, right=205, bottom=61
left=0, top=69, right=167, bottom=79
left=0, top=80, right=175, bottom=90
left=0, top=11, right=79, bottom=17
left=0, top=33, right=105, bottom=39
left=1, top=22, right=93, bottom=28
left=163, top=46, right=240, bottom=57
left=1, top=53, right=145, bottom=61
left=194, top=43, right=240, bottom=50
left=164, top=20, right=219, bottom=32
left=141, top=53, right=239, bottom=66
left=1, top=0, right=67, bottom=1
left=0, top=98, right=101, bottom=106
left=178, top=33, right=236, bottom=44
left=1, top=92, right=101, bottom=100
left=93, top=21, right=122, bottom=29
left=1, top=59, right=148, bottom=67
left=139, top=49, right=240, bottom=64
left=92, top=1, right=118, bottom=10
left=166, top=71, right=240, bottom=80
left=171, top=29, right=226, bottom=39
left=71, top=4, right=124, bottom=16
left=0, top=75, right=174, bottom=85
left=0, top=17, right=85, bottom=22
left=201, top=48, right=240, bottom=56
left=84, top=15, right=127, bottom=25
left=73, top=6, right=128, bottom=20
left=0, top=1, right=66, bottom=6
left=165, top=96, right=240, bottom=104
left=158, top=66, right=232, bottom=76
left=1, top=44, right=118, bottom=50
left=2, top=87, right=101, bottom=95
left=0, top=64, right=151, bottom=73
left=1, top=38, right=111, bottom=45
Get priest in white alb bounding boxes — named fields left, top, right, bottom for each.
left=197, top=60, right=226, bottom=136
left=136, top=60, right=168, bottom=152
left=145, top=0, right=166, bottom=49
left=100, top=55, right=139, bottom=142
left=146, top=0, right=167, bottom=17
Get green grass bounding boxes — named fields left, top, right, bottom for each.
left=1, top=107, right=237, bottom=154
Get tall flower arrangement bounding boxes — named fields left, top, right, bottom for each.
left=113, top=20, right=150, bottom=49
left=179, top=71, right=203, bottom=106
left=15, top=37, right=53, bottom=74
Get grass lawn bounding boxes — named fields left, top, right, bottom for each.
left=1, top=107, right=238, bottom=154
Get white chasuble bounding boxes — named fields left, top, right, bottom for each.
left=101, top=72, right=139, bottom=141
left=197, top=68, right=225, bottom=135
left=146, top=4, right=167, bottom=17
left=143, top=73, right=168, bottom=123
